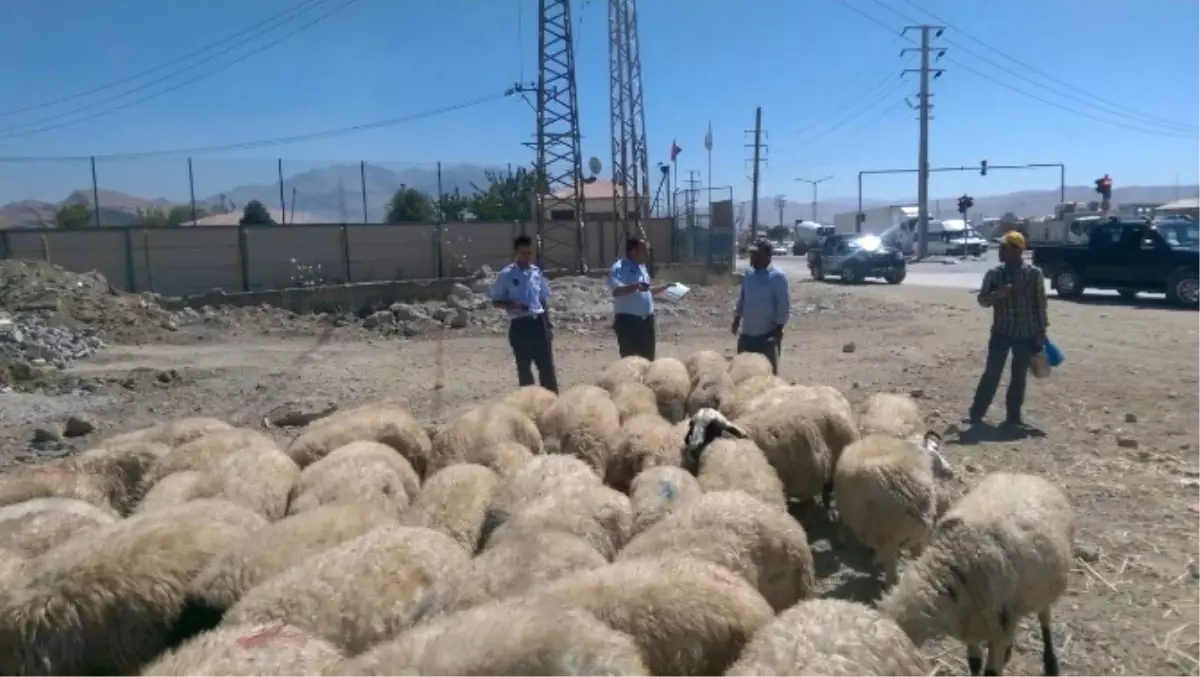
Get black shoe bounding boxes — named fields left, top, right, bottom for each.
left=1003, top=416, right=1025, bottom=428
left=967, top=413, right=983, bottom=426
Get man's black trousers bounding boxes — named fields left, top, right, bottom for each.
left=507, top=314, right=558, bottom=392
left=736, top=332, right=781, bottom=375
left=613, top=313, right=656, bottom=361
left=969, top=330, right=1037, bottom=423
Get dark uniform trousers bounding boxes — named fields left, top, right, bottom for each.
left=613, top=313, right=656, bottom=361
left=508, top=313, right=558, bottom=393
left=736, top=333, right=781, bottom=375
left=969, top=331, right=1037, bottom=422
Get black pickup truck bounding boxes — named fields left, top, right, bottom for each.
left=807, top=233, right=907, bottom=284
left=1031, top=219, right=1199, bottom=306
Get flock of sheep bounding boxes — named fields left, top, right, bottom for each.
left=0, top=349, right=1076, bottom=676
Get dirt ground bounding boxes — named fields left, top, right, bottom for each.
left=1, top=275, right=1197, bottom=676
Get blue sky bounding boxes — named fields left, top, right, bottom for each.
left=0, top=0, right=1196, bottom=206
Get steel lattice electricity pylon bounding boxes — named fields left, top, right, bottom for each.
left=534, top=0, right=587, bottom=272
left=607, top=0, right=650, bottom=243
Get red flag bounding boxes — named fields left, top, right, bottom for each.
left=670, top=140, right=682, bottom=162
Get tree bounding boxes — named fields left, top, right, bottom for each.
left=386, top=188, right=435, bottom=223
left=467, top=167, right=536, bottom=222
left=766, top=225, right=790, bottom=241
left=166, top=205, right=208, bottom=226
left=239, top=200, right=276, bottom=226
left=437, top=188, right=471, bottom=223
left=134, top=206, right=168, bottom=227
left=55, top=203, right=91, bottom=229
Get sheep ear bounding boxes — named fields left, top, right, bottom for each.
left=722, top=421, right=749, bottom=439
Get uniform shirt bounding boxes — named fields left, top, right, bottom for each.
left=607, top=257, right=654, bottom=317
left=490, top=262, right=550, bottom=320
left=735, top=265, right=790, bottom=337
left=977, top=262, right=1048, bottom=339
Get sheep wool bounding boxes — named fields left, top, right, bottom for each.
left=193, top=444, right=300, bottom=521
left=465, top=441, right=535, bottom=480
left=136, top=470, right=207, bottom=514
left=223, top=525, right=469, bottom=655
left=690, top=437, right=787, bottom=513
left=686, top=367, right=735, bottom=416
left=860, top=392, right=924, bottom=440
left=0, top=547, right=26, bottom=587
left=0, top=499, right=267, bottom=676
left=627, top=466, right=702, bottom=538
left=528, top=556, right=774, bottom=676
left=618, top=490, right=814, bottom=611
left=344, top=600, right=649, bottom=676
left=286, top=441, right=420, bottom=519
left=608, top=381, right=660, bottom=424
left=175, top=502, right=398, bottom=643
left=878, top=472, right=1075, bottom=677
left=286, top=403, right=432, bottom=477
left=430, top=402, right=543, bottom=475
left=0, top=497, right=119, bottom=557
left=143, top=622, right=344, bottom=676
left=752, top=384, right=858, bottom=464
left=642, top=357, right=690, bottom=423
left=538, top=386, right=621, bottom=478
left=78, top=440, right=172, bottom=509
left=140, top=428, right=278, bottom=498
left=596, top=355, right=651, bottom=393
left=484, top=483, right=632, bottom=560
left=0, top=456, right=134, bottom=515
left=727, top=599, right=928, bottom=676
left=607, top=413, right=684, bottom=493
left=728, top=351, right=774, bottom=385
left=502, top=384, right=559, bottom=423
left=719, top=373, right=787, bottom=419
left=99, top=416, right=233, bottom=450
left=400, top=463, right=500, bottom=553
left=683, top=349, right=728, bottom=384
left=487, top=454, right=602, bottom=529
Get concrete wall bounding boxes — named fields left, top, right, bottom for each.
left=0, top=218, right=678, bottom=297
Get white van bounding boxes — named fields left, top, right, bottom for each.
left=928, top=219, right=989, bottom=256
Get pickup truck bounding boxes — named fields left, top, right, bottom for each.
left=808, top=233, right=907, bottom=284
left=1031, top=219, right=1198, bottom=306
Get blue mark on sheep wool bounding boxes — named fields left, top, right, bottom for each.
left=658, top=480, right=677, bottom=501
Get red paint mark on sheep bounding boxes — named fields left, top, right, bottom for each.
left=236, top=625, right=293, bottom=649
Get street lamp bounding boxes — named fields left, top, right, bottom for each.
left=795, top=175, right=834, bottom=222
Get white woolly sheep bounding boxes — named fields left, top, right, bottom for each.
left=193, top=443, right=300, bottom=521
left=878, top=472, right=1075, bottom=677
left=684, top=435, right=786, bottom=512
left=618, top=490, right=814, bottom=611
left=0, top=497, right=119, bottom=557
left=609, top=381, right=659, bottom=423
left=484, top=483, right=632, bottom=560
left=538, top=385, right=621, bottom=478
left=344, top=600, right=649, bottom=676
left=78, top=439, right=172, bottom=507
left=100, top=416, right=233, bottom=449
left=173, top=502, right=398, bottom=644
left=642, top=357, right=690, bottom=423
left=0, top=499, right=266, bottom=676
left=431, top=402, right=543, bottom=475
left=400, top=463, right=500, bottom=553
left=286, top=403, right=433, bottom=477
left=143, top=622, right=344, bottom=676
left=502, top=384, right=559, bottom=423
left=140, top=428, right=279, bottom=496
left=527, top=556, right=775, bottom=676
left=833, top=432, right=948, bottom=586
left=0, top=453, right=143, bottom=515
left=223, top=525, right=469, bottom=655
left=727, top=598, right=928, bottom=676
left=430, top=531, right=607, bottom=615
left=860, top=392, right=924, bottom=439
left=752, top=384, right=859, bottom=465
left=628, top=465, right=702, bottom=537
left=683, top=349, right=728, bottom=383
left=686, top=367, right=735, bottom=416
left=136, top=470, right=206, bottom=514
left=467, top=441, right=535, bottom=480
left=607, top=413, right=684, bottom=493
left=286, top=441, right=420, bottom=519
left=487, top=454, right=603, bottom=530
left=596, top=355, right=651, bottom=392
left=720, top=373, right=788, bottom=419
left=0, top=547, right=26, bottom=587
left=728, top=351, right=774, bottom=384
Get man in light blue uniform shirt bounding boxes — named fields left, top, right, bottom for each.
left=607, top=237, right=669, bottom=360
left=732, top=237, right=790, bottom=375
left=489, top=234, right=558, bottom=392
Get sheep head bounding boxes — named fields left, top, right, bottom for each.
left=682, top=408, right=748, bottom=473
left=922, top=430, right=953, bottom=479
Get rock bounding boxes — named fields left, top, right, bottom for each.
left=1124, top=412, right=1138, bottom=423
left=32, top=425, right=62, bottom=443
left=909, top=388, right=925, bottom=399
left=156, top=369, right=178, bottom=384
left=449, top=282, right=473, bottom=298
left=1116, top=436, right=1139, bottom=449
left=62, top=413, right=97, bottom=437
left=447, top=309, right=470, bottom=329
left=390, top=303, right=429, bottom=323
left=401, top=322, right=423, bottom=337
left=264, top=399, right=339, bottom=428
left=841, top=342, right=856, bottom=353
left=363, top=310, right=395, bottom=330
left=1074, top=544, right=1100, bottom=563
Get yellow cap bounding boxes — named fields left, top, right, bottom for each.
left=1001, top=231, right=1026, bottom=250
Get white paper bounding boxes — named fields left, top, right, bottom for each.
left=662, top=283, right=691, bottom=302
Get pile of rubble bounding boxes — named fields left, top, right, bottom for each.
left=0, top=313, right=106, bottom=377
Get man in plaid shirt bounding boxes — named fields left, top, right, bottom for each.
left=968, top=231, right=1048, bottom=427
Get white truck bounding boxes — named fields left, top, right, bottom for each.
left=832, top=205, right=923, bottom=253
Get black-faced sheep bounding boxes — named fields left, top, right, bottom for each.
left=526, top=556, right=775, bottom=676
left=596, top=355, right=651, bottom=392
left=728, top=351, right=774, bottom=384
left=344, top=600, right=649, bottom=676
left=0, top=499, right=266, bottom=676
left=430, top=402, right=543, bottom=475
left=617, top=490, right=814, bottom=611
left=684, top=435, right=786, bottom=512
left=683, top=349, right=728, bottom=383
left=538, top=385, right=621, bottom=478
left=0, top=497, right=118, bottom=557
left=720, top=373, right=788, bottom=419
left=609, top=381, right=659, bottom=423
left=286, top=403, right=432, bottom=477
left=627, top=465, right=702, bottom=538
left=484, top=483, right=632, bottom=560
left=286, top=440, right=420, bottom=519
left=400, top=463, right=500, bottom=553
left=878, top=472, right=1075, bottom=677
left=143, top=622, right=345, bottom=676
left=222, top=525, right=469, bottom=655
left=502, top=384, right=559, bottom=423
left=642, top=357, right=690, bottom=423
left=727, top=598, right=928, bottom=676
left=607, top=412, right=684, bottom=493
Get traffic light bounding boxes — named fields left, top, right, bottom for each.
left=980, top=160, right=988, bottom=176
left=1094, top=174, right=1113, bottom=201
left=957, top=194, right=974, bottom=216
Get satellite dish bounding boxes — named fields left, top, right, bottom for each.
left=588, top=156, right=602, bottom=176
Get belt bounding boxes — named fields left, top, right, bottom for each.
left=616, top=312, right=654, bottom=320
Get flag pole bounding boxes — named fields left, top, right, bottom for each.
left=705, top=122, right=713, bottom=222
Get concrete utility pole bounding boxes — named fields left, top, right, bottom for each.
left=746, top=107, right=766, bottom=238
left=795, top=175, right=833, bottom=222
left=902, top=25, right=945, bottom=259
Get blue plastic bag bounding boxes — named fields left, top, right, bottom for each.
left=1044, top=338, right=1065, bottom=368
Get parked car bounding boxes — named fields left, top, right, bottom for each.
left=1031, top=219, right=1198, bottom=306
left=807, top=233, right=907, bottom=285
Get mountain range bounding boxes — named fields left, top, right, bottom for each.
left=1, top=161, right=1194, bottom=229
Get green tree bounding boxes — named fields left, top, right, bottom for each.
left=166, top=204, right=208, bottom=226
left=766, top=225, right=790, bottom=241
left=386, top=188, right=435, bottom=223
left=437, top=188, right=472, bottom=222
left=467, top=167, right=536, bottom=222
left=55, top=203, right=91, bottom=229
left=135, top=206, right=169, bottom=227
left=239, top=200, right=276, bottom=226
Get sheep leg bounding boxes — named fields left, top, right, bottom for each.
left=983, top=637, right=1013, bottom=676
left=1038, top=607, right=1060, bottom=676
left=967, top=644, right=984, bottom=675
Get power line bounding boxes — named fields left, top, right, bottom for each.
left=0, top=91, right=512, bottom=161
left=773, top=78, right=907, bottom=153
left=0, top=0, right=359, bottom=141
left=0, top=0, right=327, bottom=119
